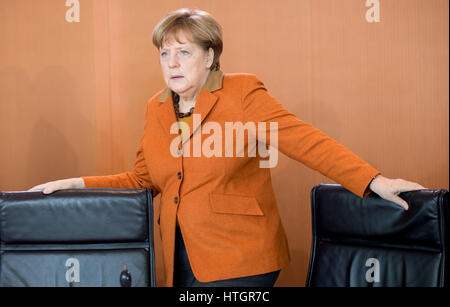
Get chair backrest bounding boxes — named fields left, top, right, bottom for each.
left=306, top=184, right=449, bottom=287
left=0, top=188, right=155, bottom=287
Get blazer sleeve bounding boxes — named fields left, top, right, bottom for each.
left=241, top=74, right=380, bottom=198
left=82, top=102, right=160, bottom=198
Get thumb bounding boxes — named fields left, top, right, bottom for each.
left=43, top=184, right=59, bottom=194
left=389, top=195, right=409, bottom=210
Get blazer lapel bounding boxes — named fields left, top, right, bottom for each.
left=182, top=89, right=218, bottom=145
left=155, top=70, right=223, bottom=145
left=155, top=93, right=178, bottom=140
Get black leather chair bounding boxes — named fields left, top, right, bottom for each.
left=0, top=188, right=155, bottom=287
left=306, top=184, right=449, bottom=287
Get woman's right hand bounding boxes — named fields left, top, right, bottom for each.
left=29, top=178, right=85, bottom=194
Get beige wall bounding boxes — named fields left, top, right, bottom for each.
left=0, top=0, right=448, bottom=286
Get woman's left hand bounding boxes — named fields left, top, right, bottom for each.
left=369, top=175, right=426, bottom=210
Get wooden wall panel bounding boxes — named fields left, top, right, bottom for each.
left=0, top=0, right=448, bottom=286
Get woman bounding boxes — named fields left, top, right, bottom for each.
left=30, top=8, right=425, bottom=287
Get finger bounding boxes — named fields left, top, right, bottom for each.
left=407, top=183, right=426, bottom=190
left=43, top=184, right=59, bottom=194
left=395, top=181, right=426, bottom=193
left=28, top=186, right=42, bottom=191
left=389, top=195, right=409, bottom=210
left=29, top=184, right=49, bottom=191
left=43, top=187, right=56, bottom=194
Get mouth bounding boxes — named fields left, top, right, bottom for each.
left=170, top=75, right=184, bottom=80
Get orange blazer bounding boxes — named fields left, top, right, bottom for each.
left=82, top=69, right=380, bottom=286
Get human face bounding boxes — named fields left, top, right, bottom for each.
left=159, top=31, right=214, bottom=101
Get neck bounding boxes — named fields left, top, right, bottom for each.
left=179, top=92, right=198, bottom=106
left=178, top=70, right=211, bottom=107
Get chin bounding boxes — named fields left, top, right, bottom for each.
left=169, top=84, right=188, bottom=95
left=169, top=87, right=185, bottom=95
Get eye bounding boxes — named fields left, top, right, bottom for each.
left=160, top=51, right=168, bottom=57
left=180, top=50, right=189, bottom=55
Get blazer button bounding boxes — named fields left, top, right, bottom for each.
left=177, top=172, right=182, bottom=179
left=174, top=196, right=179, bottom=204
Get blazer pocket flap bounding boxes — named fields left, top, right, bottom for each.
left=210, top=193, right=264, bottom=216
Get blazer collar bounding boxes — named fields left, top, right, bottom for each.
left=157, top=69, right=224, bottom=103
left=155, top=69, right=224, bottom=144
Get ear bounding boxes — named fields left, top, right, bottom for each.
left=205, top=47, right=214, bottom=69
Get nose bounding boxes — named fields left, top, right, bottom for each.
left=168, top=53, right=179, bottom=68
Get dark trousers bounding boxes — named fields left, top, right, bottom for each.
left=173, top=226, right=280, bottom=287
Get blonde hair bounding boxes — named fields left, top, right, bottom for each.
left=152, top=8, right=223, bottom=71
